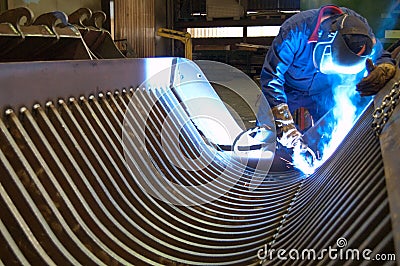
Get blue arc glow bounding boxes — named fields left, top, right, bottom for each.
left=319, top=52, right=367, bottom=75
left=292, top=76, right=372, bottom=175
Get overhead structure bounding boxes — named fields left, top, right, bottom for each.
left=157, top=28, right=193, bottom=60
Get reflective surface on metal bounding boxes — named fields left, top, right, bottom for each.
left=0, top=58, right=152, bottom=109
left=0, top=84, right=396, bottom=265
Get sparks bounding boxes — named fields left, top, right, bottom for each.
left=293, top=75, right=371, bottom=175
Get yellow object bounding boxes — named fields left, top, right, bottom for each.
left=157, top=28, right=192, bottom=60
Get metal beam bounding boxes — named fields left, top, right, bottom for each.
left=0, top=58, right=153, bottom=111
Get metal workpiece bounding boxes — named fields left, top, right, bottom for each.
left=0, top=86, right=396, bottom=265
left=0, top=7, right=124, bottom=62
left=264, top=104, right=394, bottom=265
left=374, top=66, right=400, bottom=263
left=68, top=8, right=125, bottom=59
left=0, top=7, right=92, bottom=62
left=0, top=58, right=151, bottom=110
left=0, top=58, right=398, bottom=265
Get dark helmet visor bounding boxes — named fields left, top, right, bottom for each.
left=313, top=31, right=368, bottom=74
left=313, top=14, right=372, bottom=74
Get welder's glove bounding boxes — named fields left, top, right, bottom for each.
left=356, top=59, right=396, bottom=96
left=271, top=103, right=303, bottom=149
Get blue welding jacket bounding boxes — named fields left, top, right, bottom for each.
left=260, top=6, right=394, bottom=109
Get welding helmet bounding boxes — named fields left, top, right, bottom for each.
left=313, top=14, right=373, bottom=75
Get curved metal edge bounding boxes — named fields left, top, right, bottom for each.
left=374, top=55, right=400, bottom=264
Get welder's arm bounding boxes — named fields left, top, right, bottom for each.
left=356, top=59, right=396, bottom=96
left=259, top=27, right=305, bottom=149
left=271, top=103, right=304, bottom=149
left=260, top=30, right=297, bottom=108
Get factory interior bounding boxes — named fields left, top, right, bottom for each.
left=1, top=0, right=400, bottom=265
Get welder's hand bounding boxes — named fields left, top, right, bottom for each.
left=356, top=59, right=396, bottom=96
left=271, top=103, right=303, bottom=149
left=293, top=140, right=317, bottom=166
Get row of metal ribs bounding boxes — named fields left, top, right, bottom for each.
left=0, top=87, right=396, bottom=265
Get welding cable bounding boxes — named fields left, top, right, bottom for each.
left=202, top=126, right=274, bottom=153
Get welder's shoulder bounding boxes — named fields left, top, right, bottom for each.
left=340, top=7, right=360, bottom=16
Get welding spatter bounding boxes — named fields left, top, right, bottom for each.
left=293, top=141, right=317, bottom=168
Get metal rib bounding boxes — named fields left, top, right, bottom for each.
left=0, top=87, right=396, bottom=265
left=264, top=105, right=395, bottom=266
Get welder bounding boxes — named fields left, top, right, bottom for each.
left=259, top=5, right=396, bottom=150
